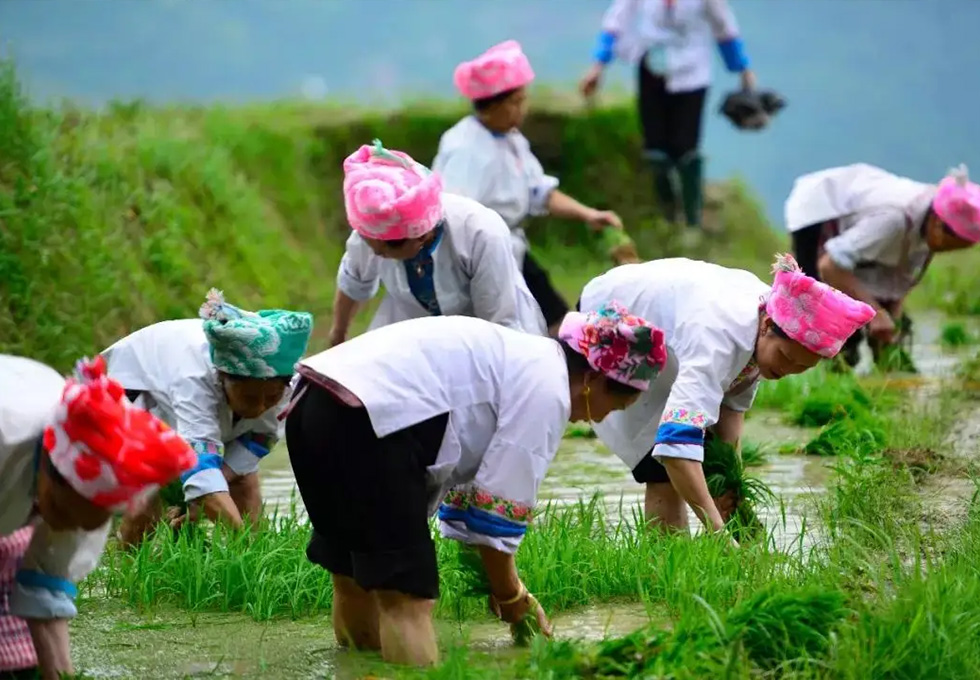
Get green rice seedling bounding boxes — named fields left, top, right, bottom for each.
left=803, top=412, right=887, bottom=457
left=941, top=321, right=973, bottom=348
left=703, top=437, right=774, bottom=542
left=564, top=422, right=597, bottom=439
left=724, top=584, right=848, bottom=671
left=790, top=377, right=871, bottom=427
left=739, top=441, right=766, bottom=468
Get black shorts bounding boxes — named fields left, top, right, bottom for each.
left=630, top=431, right=717, bottom=484
left=284, top=381, right=449, bottom=600
left=523, top=252, right=569, bottom=329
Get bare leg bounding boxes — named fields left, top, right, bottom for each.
left=191, top=491, right=245, bottom=530
left=331, top=574, right=381, bottom=650
left=226, top=468, right=262, bottom=529
left=118, top=491, right=164, bottom=548
left=644, top=482, right=690, bottom=531
left=375, top=589, right=438, bottom=666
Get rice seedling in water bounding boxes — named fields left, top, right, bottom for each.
left=941, top=321, right=973, bottom=347
left=804, top=412, right=887, bottom=457
left=790, top=377, right=871, bottom=427
left=702, top=436, right=774, bottom=542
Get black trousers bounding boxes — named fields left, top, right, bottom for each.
left=638, top=59, right=708, bottom=160
left=523, top=251, right=569, bottom=329
left=285, top=382, right=449, bottom=599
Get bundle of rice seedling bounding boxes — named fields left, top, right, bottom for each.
left=790, top=379, right=871, bottom=427
left=703, top=436, right=774, bottom=543
left=803, top=412, right=886, bottom=457
left=725, top=584, right=848, bottom=670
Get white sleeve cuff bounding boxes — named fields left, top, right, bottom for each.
left=528, top=176, right=560, bottom=216
left=223, top=439, right=263, bottom=476
left=823, top=236, right=859, bottom=271
left=10, top=579, right=77, bottom=619
left=653, top=442, right=705, bottom=463
left=182, top=467, right=229, bottom=502
left=438, top=519, right=522, bottom=554
left=336, top=264, right=379, bottom=302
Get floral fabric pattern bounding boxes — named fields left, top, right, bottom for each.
left=660, top=407, right=708, bottom=429
left=728, top=357, right=759, bottom=391
left=764, top=253, right=875, bottom=358
left=441, top=485, right=533, bottom=524
left=558, top=301, right=668, bottom=390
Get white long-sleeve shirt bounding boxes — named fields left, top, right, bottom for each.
left=579, top=259, right=768, bottom=470
left=102, top=320, right=286, bottom=501
left=299, top=315, right=570, bottom=554
left=784, top=163, right=936, bottom=301
left=337, top=192, right=547, bottom=335
left=598, top=0, right=744, bottom=92
left=432, top=117, right=559, bottom=268
left=0, top=355, right=110, bottom=621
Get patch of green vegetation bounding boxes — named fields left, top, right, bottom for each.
left=941, top=321, right=974, bottom=347
left=804, top=413, right=888, bottom=457
left=0, top=59, right=780, bottom=370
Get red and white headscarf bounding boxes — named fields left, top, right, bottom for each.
left=42, top=356, right=197, bottom=512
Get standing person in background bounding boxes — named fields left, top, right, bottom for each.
left=580, top=0, right=758, bottom=237
left=785, top=163, right=980, bottom=371
left=327, top=140, right=547, bottom=346
left=577, top=255, right=874, bottom=536
left=433, top=40, right=625, bottom=337
left=103, top=290, right=313, bottom=545
left=0, top=354, right=196, bottom=680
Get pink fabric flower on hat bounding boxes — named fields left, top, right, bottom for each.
left=764, top=253, right=876, bottom=358
left=342, top=139, right=444, bottom=241
left=933, top=164, right=980, bottom=243
left=43, top=356, right=198, bottom=512
left=453, top=40, right=536, bottom=101
left=558, top=302, right=667, bottom=390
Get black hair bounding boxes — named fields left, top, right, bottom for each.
left=473, top=87, right=520, bottom=112
left=220, top=372, right=292, bottom=387
left=384, top=238, right=409, bottom=248
left=558, top=339, right=643, bottom=397
left=769, top=321, right=791, bottom=340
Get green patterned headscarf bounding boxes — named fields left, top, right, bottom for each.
left=199, top=289, right=313, bottom=378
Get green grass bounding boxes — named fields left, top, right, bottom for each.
left=0, top=59, right=781, bottom=371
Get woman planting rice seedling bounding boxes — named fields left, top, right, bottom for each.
left=785, top=163, right=980, bottom=371
left=102, top=290, right=313, bottom=546
left=328, top=139, right=547, bottom=346
left=0, top=355, right=195, bottom=680
left=284, top=303, right=667, bottom=665
left=577, top=254, right=875, bottom=536
left=433, top=40, right=635, bottom=337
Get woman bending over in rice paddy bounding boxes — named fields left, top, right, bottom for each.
left=284, top=305, right=666, bottom=666
left=102, top=291, right=313, bottom=546
left=577, top=254, right=875, bottom=538
left=785, top=163, right=980, bottom=371
left=327, top=140, right=547, bottom=346
left=0, top=355, right=195, bottom=680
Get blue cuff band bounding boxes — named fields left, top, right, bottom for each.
left=438, top=506, right=527, bottom=538
left=655, top=422, right=705, bottom=446
left=180, top=450, right=224, bottom=483
left=717, top=37, right=749, bottom=73
left=592, top=31, right=617, bottom=65
left=16, top=570, right=78, bottom=599
left=239, top=436, right=272, bottom=459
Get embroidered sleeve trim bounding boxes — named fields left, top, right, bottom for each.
left=437, top=485, right=533, bottom=538
left=15, top=570, right=78, bottom=599
left=659, top=408, right=708, bottom=429
left=238, top=433, right=275, bottom=459
left=179, top=443, right=224, bottom=483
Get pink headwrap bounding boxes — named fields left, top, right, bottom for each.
left=453, top=40, right=536, bottom=101
left=42, top=356, right=198, bottom=512
left=765, top=254, right=876, bottom=358
left=342, top=139, right=444, bottom=241
left=558, top=302, right=668, bottom=390
left=933, top=164, right=980, bottom=243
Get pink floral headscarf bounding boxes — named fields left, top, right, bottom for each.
left=453, top=40, right=536, bottom=101
left=933, top=164, right=980, bottom=243
left=342, top=139, right=444, bottom=241
left=558, top=302, right=667, bottom=390
left=765, top=253, right=876, bottom=358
